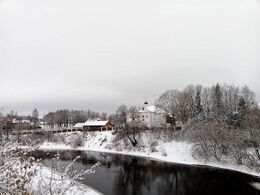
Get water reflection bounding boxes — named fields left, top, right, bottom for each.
left=32, top=150, right=260, bottom=195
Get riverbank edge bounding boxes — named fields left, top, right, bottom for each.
left=34, top=145, right=260, bottom=179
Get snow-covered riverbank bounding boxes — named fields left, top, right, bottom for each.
left=31, top=166, right=102, bottom=195
left=35, top=131, right=260, bottom=178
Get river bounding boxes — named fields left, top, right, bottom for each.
left=32, top=150, right=260, bottom=195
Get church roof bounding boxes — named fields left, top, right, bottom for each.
left=139, top=105, right=165, bottom=114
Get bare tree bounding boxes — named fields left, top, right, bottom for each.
left=115, top=104, right=128, bottom=129
left=185, top=118, right=230, bottom=161
left=100, top=112, right=108, bottom=120
left=156, top=90, right=179, bottom=128
left=195, top=85, right=203, bottom=117
left=241, top=85, right=256, bottom=107
left=32, top=108, right=39, bottom=129
left=125, top=106, right=141, bottom=146
left=201, top=87, right=212, bottom=118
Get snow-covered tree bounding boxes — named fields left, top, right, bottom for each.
left=114, top=104, right=128, bottom=129
left=33, top=153, right=100, bottom=195
left=0, top=141, right=37, bottom=194
left=211, top=83, right=224, bottom=116
left=156, top=90, right=178, bottom=128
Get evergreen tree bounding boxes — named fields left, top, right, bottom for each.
left=212, top=83, right=224, bottom=115
left=195, top=90, right=203, bottom=116
left=237, top=97, right=248, bottom=128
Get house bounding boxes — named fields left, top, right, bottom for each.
left=73, top=122, right=85, bottom=129
left=12, top=119, right=31, bottom=130
left=74, top=119, right=114, bottom=131
left=83, top=120, right=113, bottom=131
left=127, top=102, right=167, bottom=128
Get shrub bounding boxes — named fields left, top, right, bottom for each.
left=159, top=146, right=167, bottom=157
left=0, top=141, right=37, bottom=194
left=70, top=136, right=84, bottom=148
left=52, top=134, right=66, bottom=143
left=20, top=132, right=46, bottom=146
left=184, top=118, right=260, bottom=171
left=149, top=140, right=158, bottom=152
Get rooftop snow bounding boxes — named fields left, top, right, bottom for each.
left=139, top=105, right=165, bottom=114
left=74, top=120, right=110, bottom=127
left=83, top=120, right=109, bottom=126
left=74, top=123, right=85, bottom=128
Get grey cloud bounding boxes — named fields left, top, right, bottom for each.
left=0, top=0, right=259, bottom=116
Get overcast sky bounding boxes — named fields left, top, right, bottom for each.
left=0, top=0, right=259, bottom=116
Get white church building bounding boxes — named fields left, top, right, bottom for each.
left=127, top=101, right=167, bottom=128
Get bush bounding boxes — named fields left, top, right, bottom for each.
left=52, top=134, right=66, bottom=143
left=184, top=118, right=230, bottom=161
left=70, top=136, right=84, bottom=148
left=20, top=132, right=46, bottom=146
left=159, top=146, right=167, bottom=157
left=112, top=130, right=125, bottom=143
left=149, top=140, right=158, bottom=152
left=184, top=118, right=260, bottom=171
left=0, top=141, right=37, bottom=194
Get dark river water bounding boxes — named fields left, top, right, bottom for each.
left=32, top=150, right=260, bottom=195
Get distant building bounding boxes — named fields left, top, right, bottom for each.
left=12, top=119, right=32, bottom=130
left=74, top=122, right=85, bottom=129
left=74, top=119, right=114, bottom=131
left=127, top=102, right=167, bottom=128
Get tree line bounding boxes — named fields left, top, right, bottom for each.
left=154, top=83, right=259, bottom=169
left=1, top=83, right=259, bottom=132
left=43, top=109, right=108, bottom=128
left=155, top=83, right=258, bottom=129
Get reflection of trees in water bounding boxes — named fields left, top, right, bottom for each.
left=113, top=158, right=179, bottom=195
left=112, top=158, right=260, bottom=195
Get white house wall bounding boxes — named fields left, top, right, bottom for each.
left=127, top=112, right=166, bottom=128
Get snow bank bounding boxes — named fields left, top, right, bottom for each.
left=38, top=131, right=260, bottom=178
left=31, top=165, right=102, bottom=195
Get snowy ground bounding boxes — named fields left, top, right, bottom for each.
left=37, top=131, right=260, bottom=178
left=30, top=165, right=102, bottom=195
